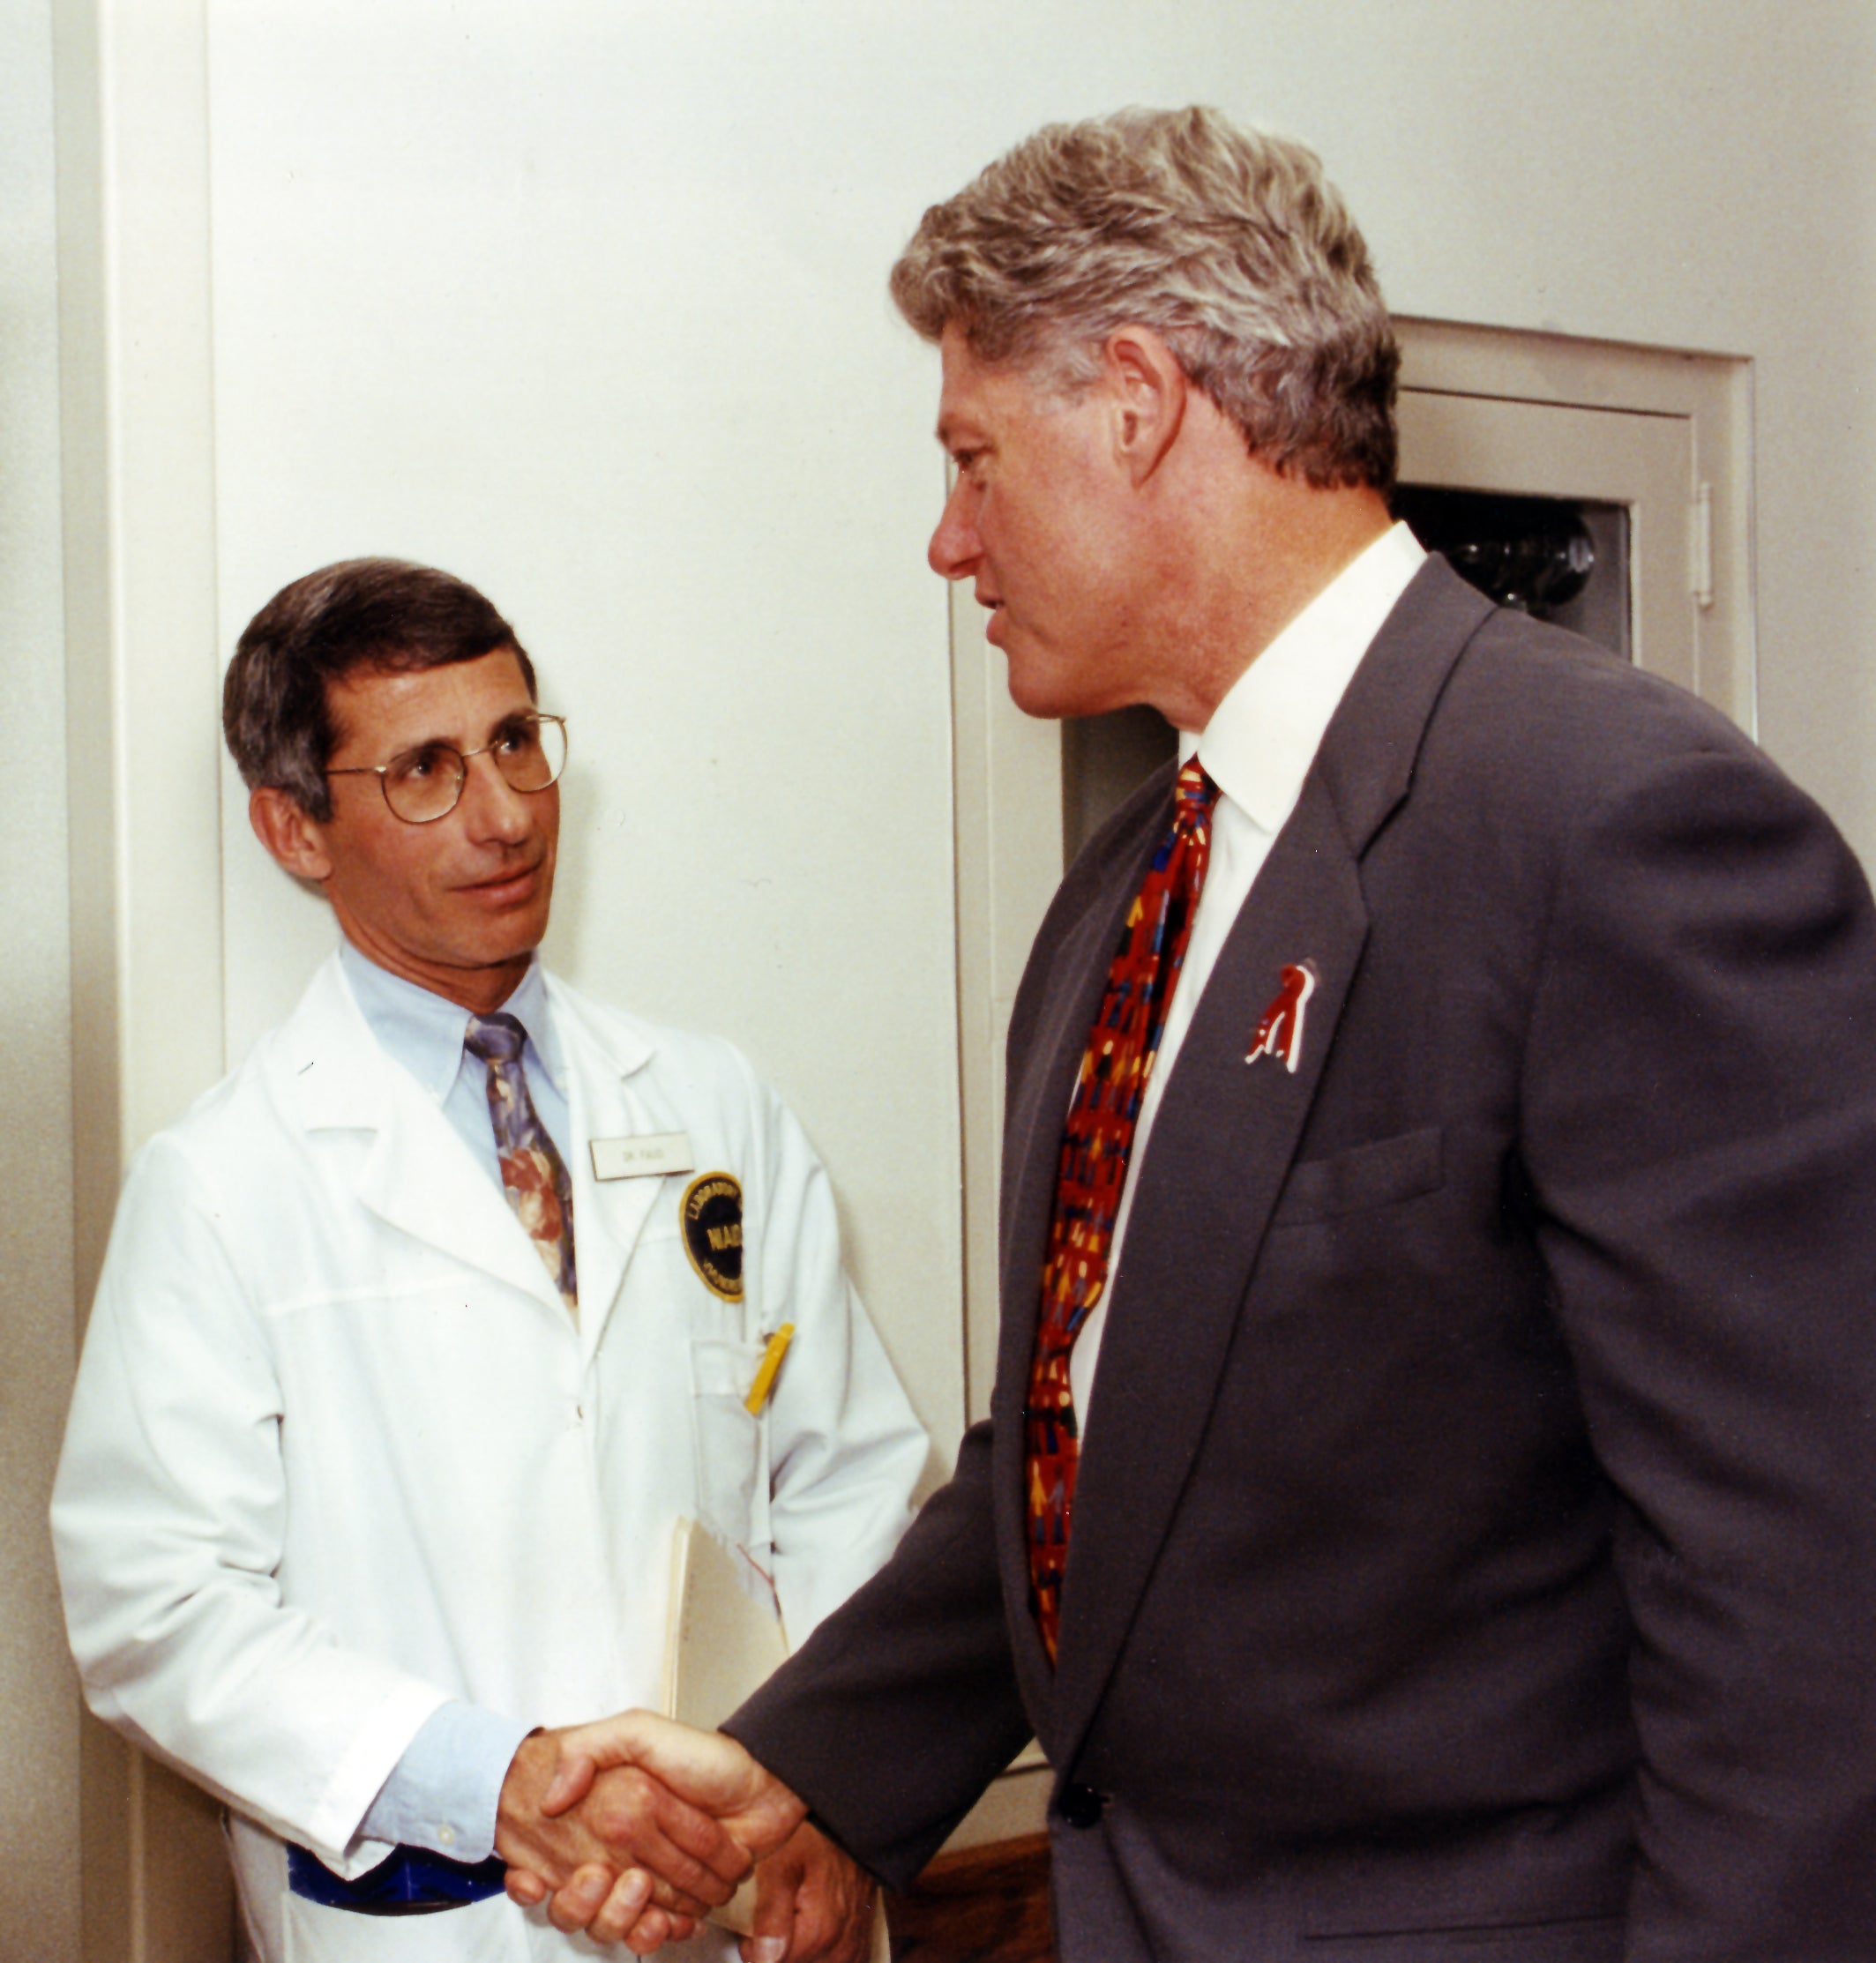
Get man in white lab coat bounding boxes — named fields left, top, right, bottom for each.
left=52, top=557, right=926, bottom=1963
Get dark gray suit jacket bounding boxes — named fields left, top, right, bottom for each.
left=729, top=558, right=1876, bottom=1960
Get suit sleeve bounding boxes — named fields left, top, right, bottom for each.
left=725, top=1418, right=1034, bottom=1890
left=1520, top=740, right=1876, bottom=1959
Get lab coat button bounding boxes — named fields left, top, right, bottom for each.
left=436, top=1824, right=456, bottom=1847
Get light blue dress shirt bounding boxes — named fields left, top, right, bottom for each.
left=340, top=941, right=566, bottom=1863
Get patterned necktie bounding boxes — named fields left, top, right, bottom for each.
left=1026, top=758, right=1219, bottom=1665
left=465, top=1011, right=578, bottom=1315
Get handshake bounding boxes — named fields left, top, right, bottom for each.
left=493, top=1709, right=870, bottom=1961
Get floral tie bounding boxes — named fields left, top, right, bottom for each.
left=465, top=1012, right=578, bottom=1315
left=1025, top=759, right=1219, bottom=1665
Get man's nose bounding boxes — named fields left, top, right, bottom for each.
left=458, top=752, right=535, bottom=840
left=928, top=480, right=981, bottom=580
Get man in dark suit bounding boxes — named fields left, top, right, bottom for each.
left=514, top=106, right=1876, bottom=1962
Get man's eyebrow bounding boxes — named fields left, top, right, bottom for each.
left=387, top=705, right=534, bottom=755
left=468, top=706, right=537, bottom=745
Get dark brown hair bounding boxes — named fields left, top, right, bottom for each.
left=222, top=557, right=535, bottom=818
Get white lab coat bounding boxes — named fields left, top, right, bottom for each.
left=52, top=955, right=928, bottom=1963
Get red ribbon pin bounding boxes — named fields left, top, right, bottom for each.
left=1246, top=962, right=1316, bottom=1073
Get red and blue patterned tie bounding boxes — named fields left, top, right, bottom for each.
left=466, top=1011, right=578, bottom=1315
left=1025, top=758, right=1219, bottom=1664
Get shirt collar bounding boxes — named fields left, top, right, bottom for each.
left=1181, top=520, right=1426, bottom=833
left=338, top=941, right=565, bottom=1101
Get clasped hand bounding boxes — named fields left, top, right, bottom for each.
left=495, top=1710, right=872, bottom=1960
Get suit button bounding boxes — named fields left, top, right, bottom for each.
left=1060, top=1781, right=1105, bottom=1829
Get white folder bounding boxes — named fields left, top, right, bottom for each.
left=661, top=1519, right=891, bottom=1961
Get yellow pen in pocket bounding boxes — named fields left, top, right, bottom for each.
left=744, top=1324, right=795, bottom=1415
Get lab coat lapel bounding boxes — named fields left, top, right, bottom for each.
left=549, top=982, right=663, bottom=1363
left=284, top=956, right=569, bottom=1317
left=1038, top=556, right=1495, bottom=1765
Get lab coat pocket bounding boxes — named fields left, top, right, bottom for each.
left=280, top=1888, right=523, bottom=1963
left=688, top=1338, right=772, bottom=1566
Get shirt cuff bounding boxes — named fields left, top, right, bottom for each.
left=356, top=1701, right=534, bottom=1863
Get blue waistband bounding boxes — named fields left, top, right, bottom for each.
left=287, top=1842, right=508, bottom=1916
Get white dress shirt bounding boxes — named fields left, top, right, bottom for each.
left=1069, top=521, right=1426, bottom=1424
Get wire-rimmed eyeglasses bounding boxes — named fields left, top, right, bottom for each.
left=324, top=713, right=568, bottom=825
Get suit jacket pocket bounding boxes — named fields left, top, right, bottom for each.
left=1271, top=1125, right=1443, bottom=1227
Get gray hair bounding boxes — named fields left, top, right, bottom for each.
left=890, top=105, right=1398, bottom=490
left=223, top=557, right=535, bottom=820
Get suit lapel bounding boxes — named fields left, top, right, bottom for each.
left=991, top=796, right=1163, bottom=1734
left=1049, top=784, right=1368, bottom=1758
left=1006, top=556, right=1494, bottom=1761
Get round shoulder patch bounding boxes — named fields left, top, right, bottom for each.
left=680, top=1172, right=744, bottom=1302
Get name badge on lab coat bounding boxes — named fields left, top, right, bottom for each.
left=590, top=1131, right=694, bottom=1180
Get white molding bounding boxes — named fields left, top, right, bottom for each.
left=56, top=0, right=231, bottom=1955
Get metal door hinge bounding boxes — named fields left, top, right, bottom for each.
left=1692, top=481, right=1715, bottom=609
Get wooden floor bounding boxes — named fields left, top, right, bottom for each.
left=886, top=1833, right=1055, bottom=1963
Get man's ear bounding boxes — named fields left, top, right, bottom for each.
left=250, top=785, right=334, bottom=884
left=1102, top=326, right=1188, bottom=487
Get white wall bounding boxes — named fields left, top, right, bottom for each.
left=206, top=0, right=973, bottom=1437
left=198, top=0, right=1876, bottom=1454
left=0, top=1, right=81, bottom=1957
